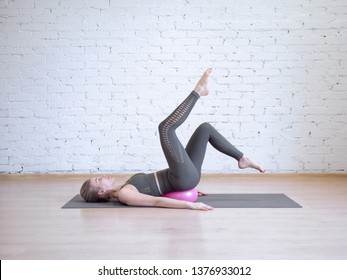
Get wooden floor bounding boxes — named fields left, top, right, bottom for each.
left=0, top=173, right=347, bottom=260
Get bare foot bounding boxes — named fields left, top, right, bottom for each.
left=238, top=156, right=265, bottom=173
left=194, top=68, right=212, bottom=96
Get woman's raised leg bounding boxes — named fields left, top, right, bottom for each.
left=158, top=69, right=212, bottom=189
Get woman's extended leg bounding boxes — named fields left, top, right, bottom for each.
left=158, top=91, right=201, bottom=189
left=158, top=69, right=212, bottom=189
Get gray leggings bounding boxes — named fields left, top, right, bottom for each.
left=158, top=91, right=244, bottom=191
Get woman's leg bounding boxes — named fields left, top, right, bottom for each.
left=158, top=91, right=202, bottom=189
left=158, top=69, right=212, bottom=190
left=185, top=123, right=265, bottom=173
left=185, top=122, right=265, bottom=172
left=158, top=68, right=264, bottom=191
left=185, top=122, right=243, bottom=174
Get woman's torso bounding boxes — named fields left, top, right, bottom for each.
left=125, top=169, right=175, bottom=196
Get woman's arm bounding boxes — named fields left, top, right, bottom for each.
left=118, top=186, right=213, bottom=211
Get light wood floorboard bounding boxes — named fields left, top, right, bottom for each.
left=0, top=173, right=347, bottom=260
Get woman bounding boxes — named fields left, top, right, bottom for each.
left=80, top=68, right=265, bottom=211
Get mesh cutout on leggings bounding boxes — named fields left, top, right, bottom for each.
left=160, top=93, right=197, bottom=163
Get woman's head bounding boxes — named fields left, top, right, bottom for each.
left=80, top=176, right=116, bottom=202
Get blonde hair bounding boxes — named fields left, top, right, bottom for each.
left=80, top=179, right=110, bottom=203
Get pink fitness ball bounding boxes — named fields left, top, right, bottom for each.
left=163, top=188, right=198, bottom=202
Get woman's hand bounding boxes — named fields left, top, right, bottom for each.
left=188, top=202, right=214, bottom=211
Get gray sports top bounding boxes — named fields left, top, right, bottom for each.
left=125, top=169, right=174, bottom=196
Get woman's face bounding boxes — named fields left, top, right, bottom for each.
left=90, top=176, right=116, bottom=194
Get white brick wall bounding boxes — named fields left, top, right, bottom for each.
left=1, top=0, right=347, bottom=174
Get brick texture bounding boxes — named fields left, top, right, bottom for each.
left=1, top=0, right=346, bottom=173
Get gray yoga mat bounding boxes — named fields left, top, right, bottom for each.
left=62, top=193, right=302, bottom=209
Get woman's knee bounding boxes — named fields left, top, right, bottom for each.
left=198, top=122, right=212, bottom=130
left=158, top=120, right=169, bottom=136
left=196, top=122, right=214, bottom=134
left=158, top=121, right=165, bottom=134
